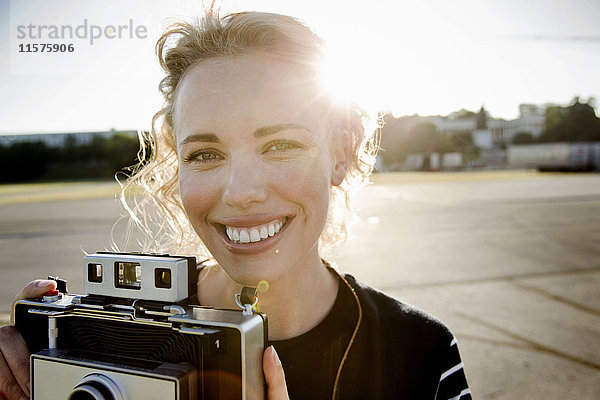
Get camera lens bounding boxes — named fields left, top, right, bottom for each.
left=69, top=385, right=111, bottom=400
left=68, top=374, right=123, bottom=400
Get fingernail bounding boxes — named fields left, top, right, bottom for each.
left=270, top=346, right=281, bottom=366
left=35, top=280, right=54, bottom=287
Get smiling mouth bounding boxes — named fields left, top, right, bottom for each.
left=224, top=217, right=289, bottom=244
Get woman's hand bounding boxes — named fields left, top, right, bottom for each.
left=263, top=345, right=290, bottom=400
left=0, top=279, right=56, bottom=400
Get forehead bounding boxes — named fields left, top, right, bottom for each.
left=173, top=53, right=326, bottom=135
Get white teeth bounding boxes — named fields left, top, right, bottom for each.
left=250, top=229, right=260, bottom=242
left=225, top=218, right=287, bottom=244
left=260, top=226, right=269, bottom=239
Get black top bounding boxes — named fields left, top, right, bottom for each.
left=270, top=272, right=471, bottom=400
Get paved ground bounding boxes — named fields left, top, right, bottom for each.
left=1, top=172, right=599, bottom=399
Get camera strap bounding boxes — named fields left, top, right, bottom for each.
left=235, top=286, right=259, bottom=316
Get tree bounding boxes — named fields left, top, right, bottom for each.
left=448, top=109, right=476, bottom=119
left=563, top=98, right=600, bottom=141
left=104, top=132, right=141, bottom=173
left=542, top=105, right=566, bottom=142
left=476, top=106, right=488, bottom=130
left=379, top=114, right=419, bottom=166
left=512, top=132, right=534, bottom=144
left=0, top=141, right=50, bottom=182
left=408, top=122, right=454, bottom=154
left=539, top=97, right=600, bottom=142
left=450, top=132, right=474, bottom=151
left=379, top=115, right=459, bottom=169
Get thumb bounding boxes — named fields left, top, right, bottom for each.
left=11, top=279, right=57, bottom=324
left=263, top=346, right=289, bottom=400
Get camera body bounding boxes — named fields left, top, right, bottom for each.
left=14, top=252, right=267, bottom=400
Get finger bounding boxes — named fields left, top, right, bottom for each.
left=263, top=346, right=289, bottom=400
left=14, top=280, right=56, bottom=302
left=0, top=349, right=27, bottom=400
left=11, top=280, right=56, bottom=325
left=0, top=326, right=30, bottom=399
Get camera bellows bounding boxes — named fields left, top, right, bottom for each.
left=66, top=318, right=201, bottom=366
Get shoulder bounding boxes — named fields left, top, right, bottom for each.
left=342, top=272, right=453, bottom=347
left=336, top=273, right=471, bottom=399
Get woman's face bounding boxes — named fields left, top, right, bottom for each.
left=173, top=53, right=347, bottom=285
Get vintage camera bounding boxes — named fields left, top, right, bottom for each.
left=14, top=252, right=267, bottom=400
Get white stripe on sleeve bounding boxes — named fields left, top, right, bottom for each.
left=448, top=388, right=471, bottom=400
left=440, top=362, right=464, bottom=381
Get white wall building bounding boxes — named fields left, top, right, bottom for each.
left=422, top=104, right=545, bottom=147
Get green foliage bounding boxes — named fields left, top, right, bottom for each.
left=512, top=132, right=534, bottom=144
left=539, top=97, right=600, bottom=142
left=379, top=115, right=457, bottom=167
left=449, top=109, right=476, bottom=119
left=407, top=122, right=454, bottom=154
left=476, top=107, right=488, bottom=130
left=379, top=114, right=417, bottom=166
left=0, top=132, right=141, bottom=182
left=105, top=132, right=140, bottom=172
left=450, top=132, right=474, bottom=151
left=0, top=141, right=51, bottom=182
left=544, top=106, right=565, bottom=134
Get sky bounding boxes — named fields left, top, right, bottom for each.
left=1, top=0, right=599, bottom=135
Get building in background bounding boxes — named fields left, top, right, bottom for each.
left=423, top=104, right=546, bottom=148
left=379, top=103, right=551, bottom=171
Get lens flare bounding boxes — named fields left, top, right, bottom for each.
left=257, top=280, right=269, bottom=293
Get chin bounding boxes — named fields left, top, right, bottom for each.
left=218, top=256, right=291, bottom=288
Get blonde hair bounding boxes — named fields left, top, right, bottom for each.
left=115, top=11, right=380, bottom=257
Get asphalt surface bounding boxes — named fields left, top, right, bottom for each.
left=1, top=173, right=599, bottom=399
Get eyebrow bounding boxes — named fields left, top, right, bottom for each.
left=254, top=123, right=311, bottom=138
left=179, top=123, right=311, bottom=146
left=180, top=133, right=220, bottom=146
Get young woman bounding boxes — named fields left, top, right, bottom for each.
left=0, top=11, right=471, bottom=400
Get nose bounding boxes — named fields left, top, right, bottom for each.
left=221, top=157, right=268, bottom=209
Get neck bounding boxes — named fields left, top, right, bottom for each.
left=197, top=253, right=339, bottom=341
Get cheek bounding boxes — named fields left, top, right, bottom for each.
left=178, top=170, right=219, bottom=231
left=269, top=156, right=332, bottom=216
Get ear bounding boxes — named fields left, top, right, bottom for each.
left=331, top=133, right=350, bottom=187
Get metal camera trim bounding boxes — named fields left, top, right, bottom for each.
left=68, top=373, right=124, bottom=400
left=83, top=252, right=197, bottom=303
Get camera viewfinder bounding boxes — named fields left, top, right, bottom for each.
left=115, top=262, right=142, bottom=290
left=155, top=268, right=171, bottom=289
left=88, top=263, right=103, bottom=283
